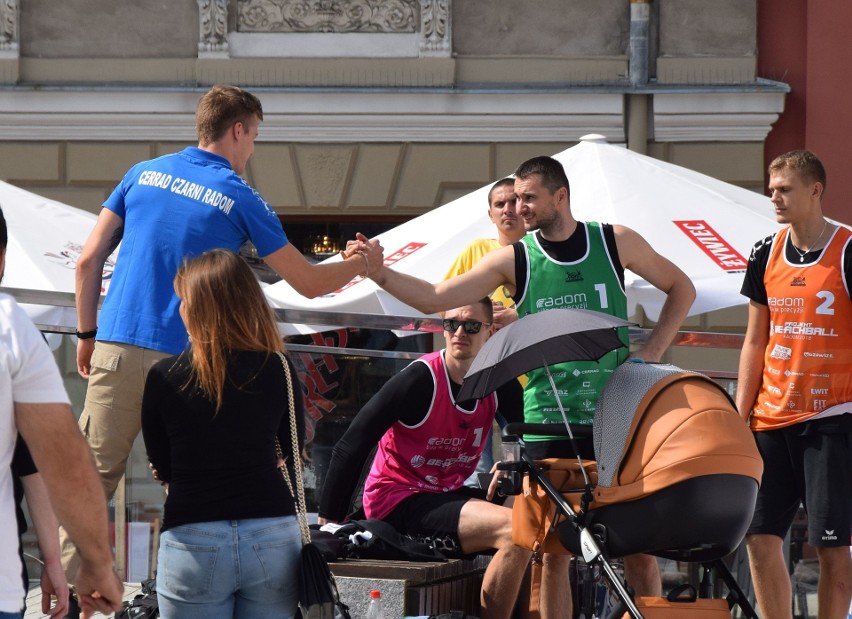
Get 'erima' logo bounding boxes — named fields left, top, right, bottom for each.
left=564, top=270, right=583, bottom=283
left=822, top=529, right=838, bottom=541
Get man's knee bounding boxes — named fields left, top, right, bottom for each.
left=816, top=545, right=852, bottom=571
left=625, top=554, right=658, bottom=570
left=746, top=533, right=785, bottom=558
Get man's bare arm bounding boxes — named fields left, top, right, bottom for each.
left=75, top=209, right=124, bottom=378
left=263, top=233, right=384, bottom=298
left=369, top=245, right=516, bottom=315
left=15, top=402, right=123, bottom=616
left=614, top=225, right=696, bottom=362
left=21, top=473, right=70, bottom=617
left=736, top=301, right=769, bottom=420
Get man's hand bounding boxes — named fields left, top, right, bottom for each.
left=492, top=304, right=518, bottom=330
left=39, top=559, right=69, bottom=618
left=75, top=561, right=123, bottom=619
left=485, top=463, right=500, bottom=501
left=76, top=338, right=95, bottom=378
left=342, top=233, right=384, bottom=277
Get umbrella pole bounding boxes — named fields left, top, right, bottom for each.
left=542, top=360, right=592, bottom=489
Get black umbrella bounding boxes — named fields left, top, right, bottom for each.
left=459, top=308, right=634, bottom=490
left=458, top=307, right=634, bottom=402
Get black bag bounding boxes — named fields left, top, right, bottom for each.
left=336, top=519, right=446, bottom=562
left=309, top=525, right=347, bottom=562
left=296, top=542, right=352, bottom=619
left=115, top=577, right=159, bottom=618
left=275, top=353, right=351, bottom=619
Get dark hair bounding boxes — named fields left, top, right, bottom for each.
left=768, top=150, right=827, bottom=192
left=514, top=156, right=570, bottom=198
left=0, top=204, right=6, bottom=250
left=196, top=85, right=264, bottom=145
left=440, top=297, right=494, bottom=323
left=487, top=177, right=516, bottom=207
left=477, top=296, right=494, bottom=323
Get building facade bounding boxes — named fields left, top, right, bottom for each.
left=0, top=1, right=786, bottom=227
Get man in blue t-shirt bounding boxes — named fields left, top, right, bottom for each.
left=63, top=85, right=382, bottom=588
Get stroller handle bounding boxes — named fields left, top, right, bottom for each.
left=502, top=422, right=594, bottom=439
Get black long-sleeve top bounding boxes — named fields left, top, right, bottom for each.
left=141, top=350, right=305, bottom=531
left=318, top=358, right=524, bottom=522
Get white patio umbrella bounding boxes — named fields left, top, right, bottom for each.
left=265, top=135, right=781, bottom=324
left=0, top=180, right=114, bottom=330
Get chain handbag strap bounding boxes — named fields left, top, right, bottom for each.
left=274, top=351, right=312, bottom=545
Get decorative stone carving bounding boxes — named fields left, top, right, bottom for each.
left=198, top=0, right=229, bottom=55
left=419, top=0, right=450, bottom=56
left=237, top=0, right=417, bottom=33
left=0, top=0, right=19, bottom=52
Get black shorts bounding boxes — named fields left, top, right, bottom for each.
left=382, top=487, right=487, bottom=557
left=748, top=414, right=852, bottom=547
left=524, top=437, right=596, bottom=462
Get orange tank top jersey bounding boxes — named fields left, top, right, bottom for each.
left=751, top=225, right=852, bottom=431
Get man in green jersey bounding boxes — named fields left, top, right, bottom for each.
left=365, top=155, right=695, bottom=616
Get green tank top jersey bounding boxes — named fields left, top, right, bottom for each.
left=516, top=222, right=629, bottom=433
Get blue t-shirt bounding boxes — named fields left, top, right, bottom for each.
left=98, top=147, right=288, bottom=354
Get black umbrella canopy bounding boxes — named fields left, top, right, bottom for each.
left=457, top=308, right=634, bottom=401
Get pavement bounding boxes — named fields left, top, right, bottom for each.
left=24, top=583, right=144, bottom=619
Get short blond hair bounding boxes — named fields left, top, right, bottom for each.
left=196, top=85, right=263, bottom=145
left=768, top=150, right=826, bottom=191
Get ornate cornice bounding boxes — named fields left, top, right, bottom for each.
left=0, top=87, right=788, bottom=144
left=198, top=0, right=229, bottom=56
left=0, top=0, right=18, bottom=53
left=0, top=89, right=624, bottom=143
left=237, top=0, right=417, bottom=33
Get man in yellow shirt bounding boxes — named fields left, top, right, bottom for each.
left=444, top=177, right=526, bottom=326
left=444, top=177, right=527, bottom=487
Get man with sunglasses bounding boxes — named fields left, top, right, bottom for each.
left=360, top=155, right=696, bottom=616
left=318, top=299, right=528, bottom=619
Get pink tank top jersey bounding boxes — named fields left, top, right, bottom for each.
left=362, top=350, right=498, bottom=519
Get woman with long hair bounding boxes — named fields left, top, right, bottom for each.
left=141, top=248, right=304, bottom=618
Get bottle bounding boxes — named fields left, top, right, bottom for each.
left=498, top=435, right=522, bottom=496
left=366, top=589, right=384, bottom=619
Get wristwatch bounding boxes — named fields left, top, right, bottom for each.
left=75, top=328, right=98, bottom=340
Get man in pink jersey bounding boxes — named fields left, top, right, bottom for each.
left=318, top=298, right=529, bottom=619
left=737, top=150, right=852, bottom=618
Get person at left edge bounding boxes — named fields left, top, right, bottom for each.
left=63, top=84, right=382, bottom=584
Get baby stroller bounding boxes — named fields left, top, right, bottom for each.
left=498, top=362, right=763, bottom=618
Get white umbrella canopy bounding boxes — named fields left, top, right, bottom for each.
left=561, top=135, right=780, bottom=317
left=265, top=136, right=781, bottom=323
left=0, top=180, right=114, bottom=328
left=267, top=184, right=498, bottom=323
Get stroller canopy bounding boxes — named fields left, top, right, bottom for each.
left=592, top=362, right=763, bottom=507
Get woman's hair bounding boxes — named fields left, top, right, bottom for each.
left=174, top=248, right=283, bottom=411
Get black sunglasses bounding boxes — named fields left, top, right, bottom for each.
left=442, top=319, right=489, bottom=334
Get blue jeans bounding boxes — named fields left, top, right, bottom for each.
left=0, top=612, right=22, bottom=619
left=157, top=516, right=301, bottom=619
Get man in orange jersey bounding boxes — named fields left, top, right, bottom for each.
left=737, top=150, right=852, bottom=619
